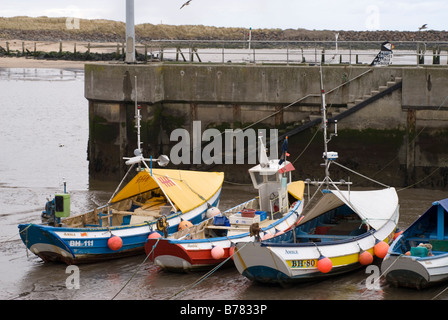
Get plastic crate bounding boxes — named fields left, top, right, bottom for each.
left=255, top=211, right=267, bottom=221
left=213, top=215, right=230, bottom=226
left=241, top=208, right=256, bottom=218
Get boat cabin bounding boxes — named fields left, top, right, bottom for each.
left=248, top=135, right=295, bottom=217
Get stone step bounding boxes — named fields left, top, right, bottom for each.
left=311, top=77, right=401, bottom=122
left=387, top=81, right=397, bottom=87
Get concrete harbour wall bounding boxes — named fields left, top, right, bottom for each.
left=84, top=63, right=448, bottom=188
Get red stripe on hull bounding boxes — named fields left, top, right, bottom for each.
left=145, top=239, right=193, bottom=264
left=145, top=239, right=232, bottom=270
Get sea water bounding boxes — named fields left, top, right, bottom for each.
left=1, top=67, right=448, bottom=302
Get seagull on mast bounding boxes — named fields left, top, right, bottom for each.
left=180, top=0, right=192, bottom=9
left=418, top=24, right=427, bottom=31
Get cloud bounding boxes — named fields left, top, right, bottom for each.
left=0, top=0, right=446, bottom=31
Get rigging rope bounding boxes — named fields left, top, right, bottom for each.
left=1, top=223, right=33, bottom=244
left=185, top=66, right=362, bottom=163
left=432, top=283, right=448, bottom=300
left=372, top=94, right=448, bottom=189
left=111, top=238, right=160, bottom=300
left=107, top=163, right=136, bottom=204
left=290, top=66, right=357, bottom=165
left=355, top=253, right=404, bottom=300
left=167, top=241, right=250, bottom=300
left=332, top=161, right=390, bottom=188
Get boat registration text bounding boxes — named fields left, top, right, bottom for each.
left=288, top=259, right=317, bottom=268
left=69, top=240, right=94, bottom=247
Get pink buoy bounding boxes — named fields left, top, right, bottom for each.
left=107, top=235, right=123, bottom=251
left=374, top=240, right=389, bottom=259
left=148, top=232, right=162, bottom=239
left=211, top=245, right=225, bottom=259
left=317, top=256, right=332, bottom=273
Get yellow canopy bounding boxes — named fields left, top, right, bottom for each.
left=111, top=169, right=224, bottom=213
left=287, top=180, right=305, bottom=200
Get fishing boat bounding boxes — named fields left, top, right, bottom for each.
left=18, top=77, right=224, bottom=264
left=144, top=135, right=305, bottom=272
left=381, top=199, right=448, bottom=289
left=232, top=66, right=400, bottom=284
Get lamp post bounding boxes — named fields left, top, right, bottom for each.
left=126, top=0, right=136, bottom=63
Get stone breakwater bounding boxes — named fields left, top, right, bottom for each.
left=1, top=25, right=447, bottom=43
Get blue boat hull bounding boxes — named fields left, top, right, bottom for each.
left=18, top=195, right=220, bottom=264
left=381, top=199, right=448, bottom=289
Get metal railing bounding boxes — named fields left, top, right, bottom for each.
left=137, top=40, right=448, bottom=65
left=4, top=39, right=448, bottom=66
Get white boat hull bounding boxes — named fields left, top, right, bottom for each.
left=382, top=251, right=448, bottom=289
left=146, top=200, right=303, bottom=272
left=234, top=205, right=399, bottom=284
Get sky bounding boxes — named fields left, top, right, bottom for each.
left=1, top=0, right=447, bottom=31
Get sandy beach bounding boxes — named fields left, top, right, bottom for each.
left=0, top=39, right=122, bottom=69
left=0, top=56, right=91, bottom=69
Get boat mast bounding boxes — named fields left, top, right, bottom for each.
left=319, top=65, right=330, bottom=185
left=318, top=65, right=339, bottom=188
left=135, top=76, right=142, bottom=166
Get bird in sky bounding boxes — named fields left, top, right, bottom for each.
left=418, top=24, right=428, bottom=31
left=180, top=0, right=192, bottom=9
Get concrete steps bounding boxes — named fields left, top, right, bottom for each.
left=325, top=77, right=402, bottom=119
left=277, top=76, right=403, bottom=142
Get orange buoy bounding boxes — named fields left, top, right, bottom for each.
left=359, top=250, right=374, bottom=265
left=148, top=231, right=162, bottom=239
left=393, top=230, right=404, bottom=240
left=317, top=256, right=332, bottom=273
left=107, top=235, right=123, bottom=251
left=178, top=220, right=193, bottom=231
left=405, top=251, right=411, bottom=256
left=211, top=245, right=225, bottom=259
left=374, top=240, right=389, bottom=259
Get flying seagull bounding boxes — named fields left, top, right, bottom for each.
left=180, top=0, right=192, bottom=9
left=418, top=24, right=427, bottom=31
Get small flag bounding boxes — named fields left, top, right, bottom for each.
left=278, top=162, right=295, bottom=174
left=158, top=176, right=176, bottom=187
